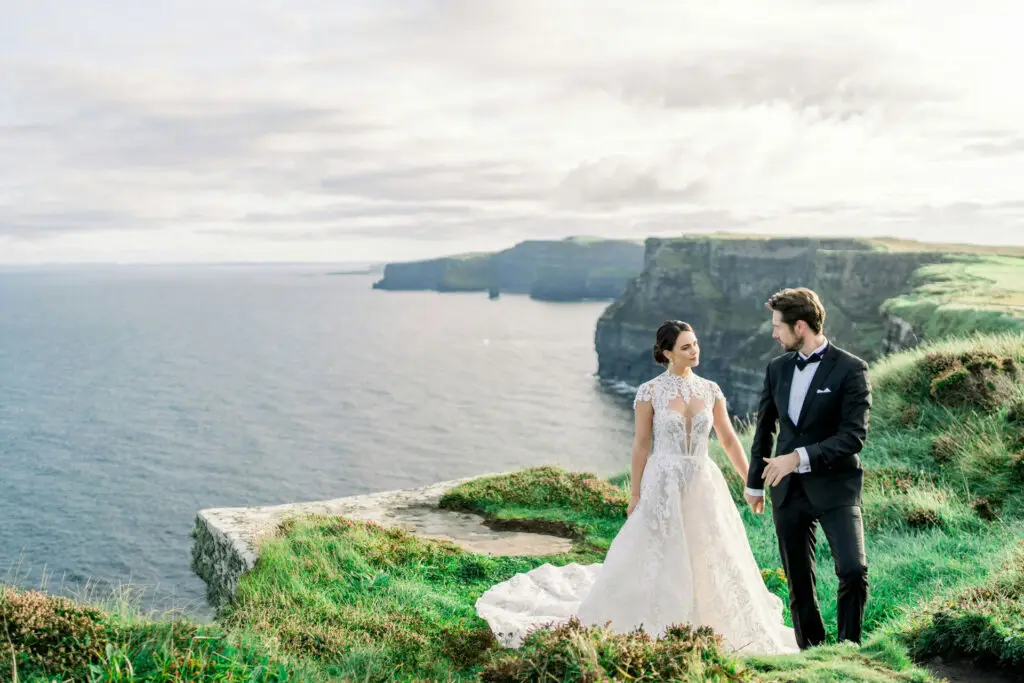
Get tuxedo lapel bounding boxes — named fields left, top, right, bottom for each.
left=778, top=355, right=797, bottom=428
left=795, top=346, right=839, bottom=426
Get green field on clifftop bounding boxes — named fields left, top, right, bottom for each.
left=882, top=255, right=1024, bottom=337
left=721, top=235, right=1024, bottom=336
left=4, top=333, right=1023, bottom=681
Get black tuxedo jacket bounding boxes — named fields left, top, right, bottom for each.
left=747, top=343, right=872, bottom=509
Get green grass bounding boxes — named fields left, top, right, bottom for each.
left=220, top=517, right=539, bottom=680
left=881, top=255, right=1024, bottom=337
left=900, top=541, right=1024, bottom=669
left=869, top=237, right=1024, bottom=258
left=0, top=584, right=321, bottom=682
left=437, top=467, right=630, bottom=556
left=3, top=333, right=1023, bottom=681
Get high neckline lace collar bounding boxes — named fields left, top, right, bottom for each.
left=663, top=370, right=698, bottom=382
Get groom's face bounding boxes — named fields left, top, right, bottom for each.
left=771, top=311, right=802, bottom=352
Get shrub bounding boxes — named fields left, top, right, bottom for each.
left=478, top=617, right=747, bottom=682
left=901, top=403, right=920, bottom=427
left=0, top=586, right=109, bottom=678
left=760, top=568, right=788, bottom=594
left=927, top=351, right=1019, bottom=412
left=904, top=507, right=942, bottom=529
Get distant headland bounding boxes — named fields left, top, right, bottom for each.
left=371, top=236, right=646, bottom=301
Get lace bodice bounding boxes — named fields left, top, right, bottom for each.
left=634, top=372, right=724, bottom=458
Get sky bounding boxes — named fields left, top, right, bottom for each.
left=2, top=0, right=1023, bottom=264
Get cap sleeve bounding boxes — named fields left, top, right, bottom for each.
left=633, top=381, right=654, bottom=410
left=711, top=380, right=725, bottom=403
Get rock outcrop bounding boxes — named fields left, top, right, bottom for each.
left=595, top=237, right=946, bottom=416
left=191, top=475, right=572, bottom=609
left=373, top=237, right=645, bottom=301
left=881, top=312, right=922, bottom=355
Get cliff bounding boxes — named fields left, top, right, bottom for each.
left=371, top=252, right=493, bottom=292
left=372, top=237, right=645, bottom=301
left=594, top=236, right=1024, bottom=416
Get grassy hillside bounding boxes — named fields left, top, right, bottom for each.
left=862, top=237, right=1024, bottom=338
left=3, top=333, right=1023, bottom=681
left=869, top=237, right=1024, bottom=258
left=881, top=255, right=1024, bottom=338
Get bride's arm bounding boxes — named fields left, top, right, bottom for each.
left=712, top=396, right=749, bottom=481
left=628, top=400, right=654, bottom=515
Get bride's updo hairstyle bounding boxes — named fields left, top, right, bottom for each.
left=653, top=320, right=694, bottom=366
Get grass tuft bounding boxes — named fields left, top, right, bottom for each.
left=478, top=617, right=747, bottom=683
left=903, top=542, right=1024, bottom=669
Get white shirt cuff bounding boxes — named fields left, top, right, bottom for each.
left=745, top=487, right=764, bottom=497
left=797, top=447, right=810, bottom=472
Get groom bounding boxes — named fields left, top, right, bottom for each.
left=744, top=287, right=872, bottom=649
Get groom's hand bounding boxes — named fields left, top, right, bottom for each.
left=762, top=451, right=801, bottom=487
left=744, top=493, right=765, bottom=514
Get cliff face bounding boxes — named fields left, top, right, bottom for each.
left=881, top=313, right=922, bottom=355
left=373, top=238, right=645, bottom=301
left=595, top=237, right=945, bottom=416
left=372, top=254, right=493, bottom=292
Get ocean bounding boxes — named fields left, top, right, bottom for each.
left=0, top=265, right=637, bottom=616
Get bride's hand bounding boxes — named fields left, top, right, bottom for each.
left=627, top=499, right=639, bottom=517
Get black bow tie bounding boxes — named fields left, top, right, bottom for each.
left=795, top=351, right=825, bottom=371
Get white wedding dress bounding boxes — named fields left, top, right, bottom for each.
left=475, top=371, right=799, bottom=655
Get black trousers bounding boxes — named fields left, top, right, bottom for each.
left=772, top=474, right=868, bottom=648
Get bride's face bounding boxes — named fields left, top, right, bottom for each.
left=666, top=331, right=700, bottom=369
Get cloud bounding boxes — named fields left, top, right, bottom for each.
left=317, top=162, right=540, bottom=203
left=962, top=137, right=1024, bottom=157
left=0, top=208, right=141, bottom=239
left=554, top=159, right=709, bottom=209
left=2, top=0, right=1024, bottom=262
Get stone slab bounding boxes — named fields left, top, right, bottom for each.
left=190, top=474, right=574, bottom=608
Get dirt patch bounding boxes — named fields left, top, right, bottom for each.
left=925, top=658, right=1024, bottom=683
left=482, top=517, right=579, bottom=540
left=383, top=504, right=575, bottom=556
left=970, top=497, right=1001, bottom=521
left=1007, top=401, right=1024, bottom=426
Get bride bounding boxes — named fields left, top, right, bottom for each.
left=475, top=320, right=799, bottom=655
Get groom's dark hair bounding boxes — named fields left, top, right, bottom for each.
left=766, top=288, right=826, bottom=334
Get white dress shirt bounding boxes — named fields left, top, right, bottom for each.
left=746, top=339, right=829, bottom=498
